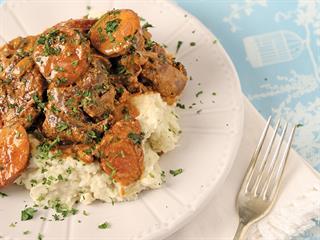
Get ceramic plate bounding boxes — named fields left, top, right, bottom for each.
left=0, top=0, right=244, bottom=239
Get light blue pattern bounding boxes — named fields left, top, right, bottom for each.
left=175, top=0, right=320, bottom=239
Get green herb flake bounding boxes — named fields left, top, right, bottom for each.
left=297, top=123, right=303, bottom=128
left=128, top=132, right=144, bottom=145
left=71, top=60, right=79, bottom=67
left=98, top=221, right=111, bottom=229
left=54, top=66, right=65, bottom=72
left=176, top=103, right=185, bottom=109
left=66, top=167, right=72, bottom=175
left=169, top=168, right=183, bottom=177
left=87, top=130, right=97, bottom=139
left=51, top=105, right=61, bottom=113
left=83, top=210, right=89, bottom=216
left=190, top=42, right=196, bottom=46
left=21, top=207, right=37, bottom=221
left=33, top=94, right=45, bottom=110
left=196, top=109, right=202, bottom=114
left=23, top=230, right=31, bottom=235
left=57, top=77, right=67, bottom=85
left=0, top=192, right=8, bottom=198
left=56, top=121, right=69, bottom=132
left=176, top=41, right=183, bottom=54
left=142, top=22, right=153, bottom=29
left=145, top=40, right=155, bottom=50
left=213, top=39, right=218, bottom=44
left=38, top=233, right=44, bottom=240
left=9, top=222, right=16, bottom=227
left=105, top=161, right=117, bottom=179
left=195, top=91, right=203, bottom=97
left=105, top=19, right=120, bottom=42
left=212, top=92, right=217, bottom=96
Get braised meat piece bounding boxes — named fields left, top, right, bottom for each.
left=33, top=23, right=90, bottom=87
left=140, top=44, right=188, bottom=104
left=78, top=54, right=116, bottom=120
left=42, top=86, right=103, bottom=143
left=0, top=36, right=45, bottom=128
left=99, top=119, right=144, bottom=186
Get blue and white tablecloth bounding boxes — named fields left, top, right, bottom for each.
left=175, top=0, right=320, bottom=239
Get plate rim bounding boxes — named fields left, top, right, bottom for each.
left=148, top=1, right=244, bottom=239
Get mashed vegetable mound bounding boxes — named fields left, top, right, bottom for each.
left=16, top=93, right=181, bottom=208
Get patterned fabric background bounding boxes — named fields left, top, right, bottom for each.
left=175, top=0, right=320, bottom=239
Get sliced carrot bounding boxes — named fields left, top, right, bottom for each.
left=0, top=124, right=30, bottom=188
left=90, top=9, right=141, bottom=57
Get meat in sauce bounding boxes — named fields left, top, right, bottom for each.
left=0, top=9, right=188, bottom=188
left=0, top=124, right=30, bottom=187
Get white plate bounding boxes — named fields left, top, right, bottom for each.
left=0, top=0, right=244, bottom=239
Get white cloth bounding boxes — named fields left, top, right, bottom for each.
left=167, top=97, right=320, bottom=240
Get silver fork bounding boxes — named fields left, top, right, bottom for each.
left=233, top=117, right=296, bottom=240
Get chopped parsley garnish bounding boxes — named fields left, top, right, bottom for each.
left=49, top=199, right=78, bottom=219
left=105, top=19, right=120, bottom=42
left=145, top=40, right=155, bottom=50
left=54, top=66, right=65, bottom=72
left=105, top=161, right=117, bottom=179
left=115, top=65, right=129, bottom=75
left=212, top=92, right=216, bottom=96
left=38, top=233, right=43, bottom=240
left=169, top=168, right=183, bottom=177
left=66, top=167, right=73, bottom=175
left=56, top=77, right=67, bottom=85
left=83, top=210, right=89, bottom=216
left=23, top=230, right=31, bottom=235
left=195, top=91, right=203, bottom=97
left=103, top=124, right=109, bottom=132
left=142, top=22, right=153, bottom=29
left=9, top=222, right=16, bottom=227
left=128, top=132, right=144, bottom=145
left=56, top=122, right=69, bottom=132
left=33, top=94, right=45, bottom=110
left=84, top=148, right=93, bottom=155
left=37, top=137, right=60, bottom=159
left=0, top=192, right=8, bottom=198
left=176, top=41, right=183, bottom=54
left=38, top=29, right=62, bottom=56
left=297, top=123, right=303, bottom=128
left=190, top=42, right=196, bottom=46
left=71, top=60, right=79, bottom=67
left=51, top=105, right=61, bottom=113
left=87, top=130, right=97, bottom=139
left=97, top=27, right=106, bottom=42
left=176, top=103, right=185, bottom=109
left=213, top=39, right=218, bottom=44
left=98, top=221, right=111, bottom=229
left=21, top=207, right=37, bottom=221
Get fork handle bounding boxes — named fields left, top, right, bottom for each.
left=233, top=221, right=248, bottom=240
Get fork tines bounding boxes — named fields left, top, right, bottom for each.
left=243, top=116, right=296, bottom=200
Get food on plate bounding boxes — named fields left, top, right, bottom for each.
left=0, top=124, right=30, bottom=187
left=0, top=9, right=188, bottom=208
